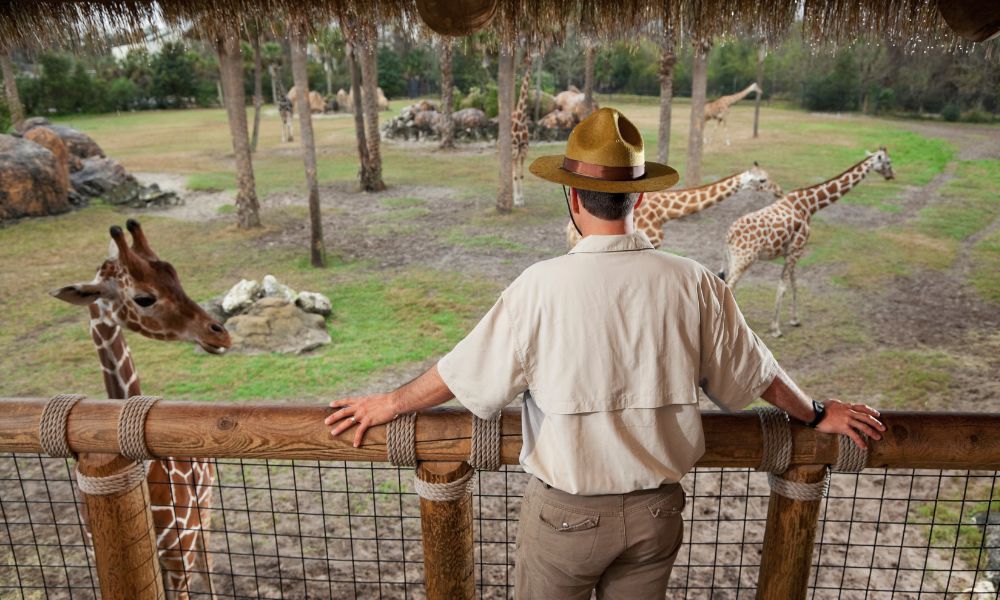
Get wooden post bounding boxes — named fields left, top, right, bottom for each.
left=77, top=453, right=164, bottom=600
left=757, top=464, right=827, bottom=599
left=417, top=461, right=475, bottom=600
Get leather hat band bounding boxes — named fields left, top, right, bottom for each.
left=561, top=157, right=645, bottom=181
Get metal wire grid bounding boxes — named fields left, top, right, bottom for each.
left=2, top=454, right=998, bottom=599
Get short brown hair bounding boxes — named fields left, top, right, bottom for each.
left=576, top=188, right=640, bottom=221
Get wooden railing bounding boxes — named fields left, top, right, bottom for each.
left=2, top=397, right=999, bottom=599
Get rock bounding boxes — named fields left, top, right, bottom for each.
left=68, top=157, right=180, bottom=208
left=961, top=579, right=996, bottom=598
left=527, top=90, right=556, bottom=116
left=23, top=127, right=70, bottom=198
left=200, top=296, right=227, bottom=324
left=974, top=512, right=1000, bottom=584
left=17, top=117, right=105, bottom=162
left=336, top=89, right=350, bottom=111
left=225, top=298, right=331, bottom=355
left=262, top=274, right=297, bottom=302
left=0, top=134, right=70, bottom=220
left=222, top=279, right=263, bottom=314
left=296, top=291, right=332, bottom=317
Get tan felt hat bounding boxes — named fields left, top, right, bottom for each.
left=529, top=107, right=679, bottom=193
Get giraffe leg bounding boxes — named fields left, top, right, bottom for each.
left=770, top=262, right=793, bottom=337
left=723, top=118, right=731, bottom=146
left=513, top=154, right=525, bottom=207
left=788, top=260, right=801, bottom=327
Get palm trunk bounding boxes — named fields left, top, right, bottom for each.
left=496, top=49, right=515, bottom=213
left=685, top=39, right=710, bottom=187
left=753, top=44, right=765, bottom=138
left=348, top=44, right=373, bottom=190
left=1, top=50, right=24, bottom=126
left=250, top=32, right=264, bottom=153
left=439, top=39, right=455, bottom=149
left=583, top=45, right=596, bottom=117
left=217, top=34, right=261, bottom=229
left=291, top=23, right=326, bottom=268
left=657, top=22, right=676, bottom=164
left=359, top=25, right=386, bottom=192
left=534, top=56, right=543, bottom=122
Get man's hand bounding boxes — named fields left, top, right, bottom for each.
left=815, top=399, right=885, bottom=450
left=325, top=393, right=399, bottom=448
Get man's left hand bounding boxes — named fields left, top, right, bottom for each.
left=326, top=394, right=398, bottom=448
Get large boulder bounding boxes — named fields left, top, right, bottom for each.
left=296, top=291, right=332, bottom=317
left=222, top=279, right=264, bottom=314
left=17, top=118, right=104, bottom=162
left=0, top=134, right=70, bottom=220
left=262, top=274, right=296, bottom=302
left=23, top=127, right=71, bottom=195
left=308, top=90, right=325, bottom=113
left=527, top=90, right=556, bottom=116
left=225, top=297, right=331, bottom=355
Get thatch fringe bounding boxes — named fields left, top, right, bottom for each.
left=0, top=0, right=990, bottom=54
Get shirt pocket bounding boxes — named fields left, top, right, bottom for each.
left=533, top=503, right=602, bottom=561
left=531, top=385, right=701, bottom=415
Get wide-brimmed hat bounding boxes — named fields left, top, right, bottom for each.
left=529, top=107, right=679, bottom=193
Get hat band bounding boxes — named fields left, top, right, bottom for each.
left=562, top=157, right=645, bottom=181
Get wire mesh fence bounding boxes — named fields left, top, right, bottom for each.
left=1, top=453, right=998, bottom=599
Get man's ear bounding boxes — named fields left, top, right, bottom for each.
left=634, top=192, right=645, bottom=210
left=50, top=283, right=106, bottom=305
left=570, top=187, right=581, bottom=215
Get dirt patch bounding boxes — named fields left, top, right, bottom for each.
left=131, top=172, right=235, bottom=222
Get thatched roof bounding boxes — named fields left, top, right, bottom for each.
left=0, top=0, right=989, bottom=52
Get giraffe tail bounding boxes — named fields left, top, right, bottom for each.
left=718, top=247, right=731, bottom=281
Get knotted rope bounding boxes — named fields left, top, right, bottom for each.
left=386, top=412, right=417, bottom=467
left=76, top=460, right=149, bottom=496
left=117, top=395, right=160, bottom=461
left=755, top=406, right=829, bottom=501
left=413, top=468, right=478, bottom=502
left=469, top=412, right=503, bottom=471
left=38, top=394, right=85, bottom=458
left=833, top=433, right=869, bottom=472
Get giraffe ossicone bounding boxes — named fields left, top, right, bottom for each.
left=52, top=219, right=230, bottom=599
left=720, top=148, right=895, bottom=337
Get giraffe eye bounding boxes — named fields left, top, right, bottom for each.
left=134, top=295, right=157, bottom=308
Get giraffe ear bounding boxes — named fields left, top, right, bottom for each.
left=50, top=283, right=107, bottom=305
left=865, top=150, right=874, bottom=157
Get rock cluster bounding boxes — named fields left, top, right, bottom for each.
left=383, top=101, right=498, bottom=142
left=203, top=275, right=333, bottom=355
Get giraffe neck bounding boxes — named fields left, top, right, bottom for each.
left=514, top=61, right=532, bottom=119
left=647, top=172, right=742, bottom=223
left=88, top=301, right=140, bottom=400
left=787, top=156, right=874, bottom=217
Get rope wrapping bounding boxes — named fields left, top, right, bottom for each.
left=469, top=412, right=502, bottom=471
left=754, top=406, right=792, bottom=474
left=117, top=395, right=160, bottom=461
left=38, top=394, right=85, bottom=458
left=75, top=460, right=149, bottom=496
left=414, top=468, right=477, bottom=502
left=767, top=471, right=831, bottom=502
left=386, top=412, right=417, bottom=467
left=833, top=434, right=869, bottom=472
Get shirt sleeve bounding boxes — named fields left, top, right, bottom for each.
left=698, top=272, right=778, bottom=411
left=437, top=296, right=529, bottom=419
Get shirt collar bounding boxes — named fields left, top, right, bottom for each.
left=568, top=231, right=656, bottom=255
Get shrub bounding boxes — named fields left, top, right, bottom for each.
left=941, top=103, right=960, bottom=122
left=108, top=77, right=138, bottom=111
left=962, top=109, right=991, bottom=123
left=0, top=99, right=10, bottom=133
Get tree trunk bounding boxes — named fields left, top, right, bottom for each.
left=217, top=34, right=262, bottom=229
left=358, top=24, right=386, bottom=192
left=1, top=50, right=24, bottom=126
left=657, top=22, right=676, bottom=165
left=534, top=55, right=543, bottom=122
left=496, top=49, right=515, bottom=213
left=291, top=23, right=326, bottom=268
left=583, top=45, right=596, bottom=117
left=270, top=64, right=279, bottom=104
left=439, top=39, right=455, bottom=149
left=348, top=44, right=373, bottom=190
left=685, top=39, right=711, bottom=188
left=250, top=32, right=264, bottom=153
left=753, top=44, right=765, bottom=138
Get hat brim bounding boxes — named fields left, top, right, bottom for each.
left=529, top=155, right=680, bottom=193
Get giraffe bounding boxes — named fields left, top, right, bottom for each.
left=51, top=220, right=231, bottom=599
left=720, top=148, right=895, bottom=337
left=270, top=64, right=294, bottom=143
left=565, top=162, right=784, bottom=249
left=704, top=82, right=762, bottom=146
left=512, top=53, right=535, bottom=207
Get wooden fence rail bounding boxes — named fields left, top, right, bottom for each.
left=2, top=396, right=999, bottom=600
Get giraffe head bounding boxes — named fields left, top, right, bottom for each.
left=51, top=219, right=232, bottom=355
left=866, top=147, right=895, bottom=180
left=740, top=162, right=784, bottom=198
left=747, top=82, right=763, bottom=95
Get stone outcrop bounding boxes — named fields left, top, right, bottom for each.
left=221, top=279, right=264, bottom=314
left=0, top=134, right=70, bottom=220
left=23, top=127, right=70, bottom=195
left=225, top=297, right=331, bottom=355
left=17, top=117, right=104, bottom=161
left=69, top=157, right=180, bottom=208
left=296, top=291, right=332, bottom=317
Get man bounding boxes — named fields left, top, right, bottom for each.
left=325, top=107, right=884, bottom=598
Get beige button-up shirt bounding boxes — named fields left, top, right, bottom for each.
left=437, top=232, right=777, bottom=495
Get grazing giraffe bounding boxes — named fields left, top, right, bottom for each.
left=704, top=82, right=762, bottom=146
left=512, top=53, right=535, bottom=207
left=720, top=148, right=895, bottom=337
left=565, top=162, right=784, bottom=249
left=52, top=220, right=231, bottom=599
left=270, top=64, right=294, bottom=143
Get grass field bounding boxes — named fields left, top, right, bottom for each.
left=1, top=98, right=998, bottom=412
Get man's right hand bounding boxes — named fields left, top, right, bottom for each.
left=815, top=399, right=885, bottom=450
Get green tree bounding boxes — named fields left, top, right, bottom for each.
left=150, top=41, right=197, bottom=108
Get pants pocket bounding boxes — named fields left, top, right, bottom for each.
left=533, top=502, right=602, bottom=561
left=646, top=486, right=686, bottom=519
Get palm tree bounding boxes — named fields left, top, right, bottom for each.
left=496, top=48, right=514, bottom=213
left=347, top=41, right=375, bottom=190
left=657, top=12, right=677, bottom=164
left=358, top=21, right=386, bottom=191
left=216, top=32, right=262, bottom=228
left=439, top=38, right=455, bottom=149
left=0, top=49, right=24, bottom=126
left=583, top=44, right=596, bottom=116
left=685, top=38, right=711, bottom=187
left=249, top=24, right=264, bottom=153
left=290, top=21, right=326, bottom=268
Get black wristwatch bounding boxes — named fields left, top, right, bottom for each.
left=806, top=400, right=826, bottom=428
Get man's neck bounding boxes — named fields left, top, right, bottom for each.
left=578, top=216, right=634, bottom=237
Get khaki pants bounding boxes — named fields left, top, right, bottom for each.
left=514, top=477, right=685, bottom=599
